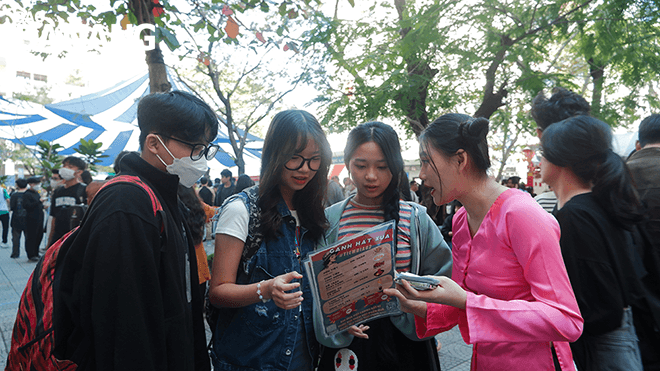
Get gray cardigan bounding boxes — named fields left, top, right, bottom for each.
left=313, top=197, right=452, bottom=348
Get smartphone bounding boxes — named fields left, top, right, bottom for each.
left=394, top=272, right=440, bottom=291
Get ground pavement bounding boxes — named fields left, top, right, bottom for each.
left=0, top=234, right=471, bottom=370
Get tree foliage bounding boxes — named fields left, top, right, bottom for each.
left=306, top=0, right=660, bottom=175
left=36, top=139, right=64, bottom=178
left=18, top=0, right=327, bottom=175
left=167, top=0, right=323, bottom=174
left=73, top=138, right=108, bottom=172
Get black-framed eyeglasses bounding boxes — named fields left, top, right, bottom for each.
left=284, top=155, right=322, bottom=171
left=158, top=134, right=219, bottom=161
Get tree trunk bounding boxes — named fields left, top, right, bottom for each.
left=130, top=0, right=171, bottom=93
left=146, top=45, right=172, bottom=93
left=589, top=57, right=605, bottom=119
left=235, top=153, right=245, bottom=176
left=474, top=36, right=512, bottom=119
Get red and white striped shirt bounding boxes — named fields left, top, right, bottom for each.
left=337, top=199, right=413, bottom=272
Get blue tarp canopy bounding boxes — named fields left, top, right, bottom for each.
left=0, top=69, right=262, bottom=173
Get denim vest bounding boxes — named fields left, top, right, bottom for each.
left=211, top=197, right=319, bottom=371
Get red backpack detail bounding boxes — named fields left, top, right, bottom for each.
left=6, top=175, right=163, bottom=370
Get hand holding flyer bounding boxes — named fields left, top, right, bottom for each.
left=304, top=221, right=402, bottom=337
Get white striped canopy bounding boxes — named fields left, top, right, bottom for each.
left=0, top=69, right=262, bottom=175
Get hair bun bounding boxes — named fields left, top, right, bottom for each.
left=459, top=117, right=489, bottom=142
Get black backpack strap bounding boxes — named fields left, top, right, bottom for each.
left=239, top=185, right=263, bottom=272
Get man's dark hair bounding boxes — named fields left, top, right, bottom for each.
left=508, top=176, right=521, bottom=185
left=638, top=114, right=660, bottom=147
left=27, top=177, right=41, bottom=185
left=200, top=177, right=209, bottom=185
left=531, top=87, right=590, bottom=131
left=15, top=178, right=27, bottom=189
left=52, top=169, right=59, bottom=175
left=137, top=91, right=219, bottom=149
left=62, top=156, right=87, bottom=171
left=81, top=170, right=93, bottom=185
left=113, top=150, right=134, bottom=174
left=221, top=169, right=232, bottom=178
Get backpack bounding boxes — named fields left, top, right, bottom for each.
left=14, top=193, right=27, bottom=229
left=205, top=185, right=262, bottom=348
left=6, top=175, right=164, bottom=371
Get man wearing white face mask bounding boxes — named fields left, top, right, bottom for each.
left=47, top=156, right=87, bottom=247
left=52, top=91, right=217, bottom=371
left=50, top=170, right=64, bottom=190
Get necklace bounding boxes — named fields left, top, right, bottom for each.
left=294, top=226, right=301, bottom=258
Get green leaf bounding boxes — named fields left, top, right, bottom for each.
left=278, top=3, right=287, bottom=17
left=206, top=22, right=216, bottom=35
left=192, top=19, right=205, bottom=32
left=99, top=11, right=116, bottom=25
left=156, top=26, right=180, bottom=51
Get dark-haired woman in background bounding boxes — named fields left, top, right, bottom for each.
left=385, top=113, right=583, bottom=371
left=315, top=121, right=452, bottom=371
left=233, top=174, right=255, bottom=194
left=540, top=115, right=649, bottom=371
left=178, top=184, right=212, bottom=287
left=209, top=110, right=332, bottom=370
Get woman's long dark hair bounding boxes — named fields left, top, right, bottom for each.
left=178, top=184, right=207, bottom=246
left=419, top=113, right=491, bottom=201
left=259, top=110, right=332, bottom=241
left=541, top=115, right=643, bottom=227
left=344, top=121, right=404, bottom=223
left=234, top=174, right=255, bottom=194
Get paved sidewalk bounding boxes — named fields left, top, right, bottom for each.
left=0, top=236, right=44, bottom=369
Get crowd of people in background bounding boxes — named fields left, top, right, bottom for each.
left=2, top=86, right=659, bottom=371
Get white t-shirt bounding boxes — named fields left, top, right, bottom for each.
left=215, top=198, right=301, bottom=242
left=215, top=198, right=249, bottom=242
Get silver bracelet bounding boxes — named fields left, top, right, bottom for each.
left=257, top=280, right=269, bottom=303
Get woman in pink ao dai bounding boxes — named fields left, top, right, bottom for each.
left=385, top=113, right=583, bottom=371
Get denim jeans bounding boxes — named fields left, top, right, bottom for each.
left=577, top=307, right=643, bottom=371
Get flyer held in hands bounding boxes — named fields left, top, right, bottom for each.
left=304, top=221, right=402, bottom=337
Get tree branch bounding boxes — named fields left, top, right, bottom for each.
left=514, top=0, right=594, bottom=43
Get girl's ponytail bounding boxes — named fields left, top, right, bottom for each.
left=591, top=150, right=643, bottom=227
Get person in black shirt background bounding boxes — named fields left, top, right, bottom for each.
left=214, top=169, right=234, bottom=206
left=9, top=178, right=28, bottom=259
left=23, top=177, right=45, bottom=262
left=540, top=115, right=655, bottom=371
left=47, top=156, right=87, bottom=247
left=198, top=177, right=214, bottom=206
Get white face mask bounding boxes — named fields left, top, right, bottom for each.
left=50, top=179, right=63, bottom=189
left=156, top=136, right=208, bottom=188
left=59, top=167, right=76, bottom=181
left=31, top=184, right=42, bottom=191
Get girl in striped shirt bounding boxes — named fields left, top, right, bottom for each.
left=315, top=121, right=452, bottom=371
